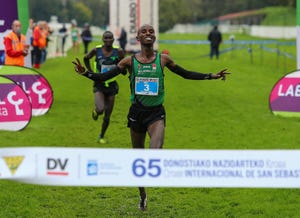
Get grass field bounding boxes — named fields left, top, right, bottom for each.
left=1, top=33, right=300, bottom=217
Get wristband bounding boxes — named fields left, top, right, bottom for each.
left=207, top=73, right=212, bottom=80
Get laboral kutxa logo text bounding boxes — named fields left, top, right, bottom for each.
left=46, top=158, right=69, bottom=176
left=2, top=156, right=24, bottom=175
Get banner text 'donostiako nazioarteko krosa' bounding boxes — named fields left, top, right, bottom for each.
left=1, top=147, right=300, bottom=188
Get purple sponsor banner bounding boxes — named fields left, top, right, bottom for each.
left=0, top=66, right=54, bottom=116
left=269, top=70, right=300, bottom=117
left=0, top=0, right=18, bottom=64
left=0, top=0, right=18, bottom=32
left=7, top=74, right=53, bottom=115
left=0, top=82, right=14, bottom=100
left=0, top=75, right=32, bottom=131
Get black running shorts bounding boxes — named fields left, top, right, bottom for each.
left=93, top=81, right=119, bottom=96
left=127, top=103, right=166, bottom=133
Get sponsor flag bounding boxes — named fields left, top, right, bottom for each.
left=109, top=0, right=158, bottom=51
left=269, top=70, right=300, bottom=117
left=0, top=75, right=31, bottom=131
left=0, top=65, right=53, bottom=116
left=0, top=0, right=30, bottom=65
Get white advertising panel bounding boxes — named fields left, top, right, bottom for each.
left=1, top=147, right=300, bottom=188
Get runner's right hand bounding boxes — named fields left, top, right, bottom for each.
left=72, top=58, right=86, bottom=74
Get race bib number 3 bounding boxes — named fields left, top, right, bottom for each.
left=135, top=77, right=159, bottom=96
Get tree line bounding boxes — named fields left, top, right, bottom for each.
left=28, top=0, right=295, bottom=32
left=28, top=0, right=108, bottom=28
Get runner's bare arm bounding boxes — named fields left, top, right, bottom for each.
left=83, top=48, right=96, bottom=72
left=117, top=48, right=127, bottom=75
left=118, top=48, right=125, bottom=60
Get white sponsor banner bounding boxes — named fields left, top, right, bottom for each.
left=109, top=0, right=159, bottom=51
left=1, top=147, right=300, bottom=188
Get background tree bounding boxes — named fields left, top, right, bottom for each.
left=28, top=0, right=296, bottom=32
left=80, top=0, right=109, bottom=28
left=29, top=0, right=63, bottom=21
left=158, top=0, right=295, bottom=32
left=29, top=0, right=103, bottom=27
left=69, top=2, right=92, bottom=26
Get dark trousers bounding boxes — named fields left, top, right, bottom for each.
left=32, top=46, right=42, bottom=64
left=210, top=45, right=220, bottom=59
left=83, top=41, right=90, bottom=54
left=119, top=41, right=127, bottom=51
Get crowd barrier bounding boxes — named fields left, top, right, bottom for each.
left=159, top=40, right=296, bottom=61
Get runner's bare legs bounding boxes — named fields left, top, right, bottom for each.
left=148, top=120, right=164, bottom=149
left=94, top=92, right=115, bottom=139
left=94, top=91, right=105, bottom=115
left=130, top=119, right=165, bottom=210
left=101, top=95, right=115, bottom=138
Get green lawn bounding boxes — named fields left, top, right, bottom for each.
left=1, top=34, right=300, bottom=217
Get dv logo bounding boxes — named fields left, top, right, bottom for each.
left=47, top=158, right=69, bottom=176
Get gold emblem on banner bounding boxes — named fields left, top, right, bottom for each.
left=3, top=156, right=24, bottom=175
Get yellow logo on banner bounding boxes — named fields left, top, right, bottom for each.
left=3, top=156, right=24, bottom=175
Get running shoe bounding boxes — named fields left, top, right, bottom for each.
left=98, top=137, right=107, bottom=144
left=92, top=109, right=99, bottom=121
left=139, top=197, right=147, bottom=211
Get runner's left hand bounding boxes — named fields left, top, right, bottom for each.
left=215, top=69, right=230, bottom=81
